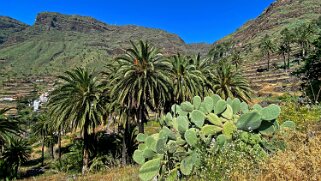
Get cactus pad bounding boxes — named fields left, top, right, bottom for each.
left=260, top=104, right=281, bottom=121
left=190, top=110, right=205, bottom=128
left=207, top=113, right=223, bottom=126
left=236, top=111, right=262, bottom=131
left=214, top=100, right=227, bottom=115
left=139, top=158, right=161, bottom=181
left=181, top=101, right=194, bottom=112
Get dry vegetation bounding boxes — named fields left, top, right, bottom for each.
left=229, top=124, right=321, bottom=181
left=21, top=166, right=139, bottom=181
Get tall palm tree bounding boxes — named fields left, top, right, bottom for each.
left=280, top=28, right=293, bottom=69
left=111, top=40, right=171, bottom=133
left=169, top=53, right=204, bottom=103
left=296, top=24, right=315, bottom=58
left=211, top=60, right=252, bottom=102
left=259, top=34, right=275, bottom=71
left=278, top=44, right=288, bottom=71
left=0, top=108, right=19, bottom=150
left=190, top=53, right=213, bottom=97
left=32, top=113, right=56, bottom=165
left=48, top=68, right=104, bottom=174
left=2, top=137, right=31, bottom=178
left=33, top=114, right=47, bottom=166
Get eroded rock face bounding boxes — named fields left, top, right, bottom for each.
left=0, top=16, right=29, bottom=44
left=35, top=12, right=112, bottom=33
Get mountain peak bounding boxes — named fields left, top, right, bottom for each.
left=35, top=12, right=112, bottom=33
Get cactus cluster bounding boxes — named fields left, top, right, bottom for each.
left=133, top=95, right=295, bottom=181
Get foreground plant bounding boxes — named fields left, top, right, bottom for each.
left=133, top=95, right=295, bottom=180
left=48, top=67, right=104, bottom=174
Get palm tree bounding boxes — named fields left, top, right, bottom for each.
left=48, top=68, right=104, bottom=174
left=231, top=51, right=242, bottom=69
left=32, top=113, right=56, bottom=165
left=111, top=40, right=171, bottom=133
left=2, top=138, right=31, bottom=178
left=169, top=53, right=204, bottom=103
left=294, top=23, right=315, bottom=60
left=211, top=60, right=252, bottom=102
left=259, top=34, right=275, bottom=71
left=33, top=115, right=47, bottom=166
left=0, top=108, right=19, bottom=150
left=278, top=44, right=288, bottom=71
left=280, top=28, right=293, bottom=69
left=190, top=53, right=213, bottom=96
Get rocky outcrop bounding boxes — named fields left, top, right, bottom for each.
left=35, top=12, right=112, bottom=33
left=0, top=16, right=29, bottom=44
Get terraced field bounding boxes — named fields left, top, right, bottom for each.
left=0, top=76, right=55, bottom=114
left=242, top=56, right=301, bottom=97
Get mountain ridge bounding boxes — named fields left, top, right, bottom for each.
left=216, top=0, right=321, bottom=47
left=0, top=12, right=211, bottom=77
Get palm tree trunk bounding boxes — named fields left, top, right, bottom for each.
left=57, top=129, right=61, bottom=161
left=282, top=53, right=286, bottom=71
left=121, top=119, right=128, bottom=166
left=14, top=164, right=19, bottom=178
left=50, top=142, right=54, bottom=159
left=82, top=128, right=90, bottom=175
left=138, top=105, right=144, bottom=133
left=287, top=52, right=291, bottom=70
left=267, top=52, right=270, bottom=71
left=41, top=136, right=45, bottom=166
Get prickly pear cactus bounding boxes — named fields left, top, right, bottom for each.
left=133, top=95, right=295, bottom=180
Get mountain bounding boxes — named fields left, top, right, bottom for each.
left=0, top=12, right=210, bottom=77
left=217, top=0, right=321, bottom=97
left=217, top=0, right=321, bottom=48
left=0, top=16, right=29, bottom=44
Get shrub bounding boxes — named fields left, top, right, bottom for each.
left=132, top=95, right=295, bottom=181
left=52, top=140, right=83, bottom=173
left=279, top=101, right=321, bottom=129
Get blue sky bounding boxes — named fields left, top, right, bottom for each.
left=0, top=0, right=274, bottom=43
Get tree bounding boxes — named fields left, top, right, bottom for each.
left=48, top=68, right=105, bottom=174
left=0, top=108, right=19, bottom=150
left=190, top=53, right=213, bottom=97
left=278, top=44, right=288, bottom=71
left=111, top=40, right=171, bottom=133
left=32, top=113, right=56, bottom=165
left=211, top=60, right=252, bottom=102
left=295, top=35, right=321, bottom=103
left=2, top=138, right=31, bottom=178
left=169, top=53, right=204, bottom=103
left=259, top=34, right=275, bottom=71
left=231, top=51, right=242, bottom=69
left=280, top=28, right=293, bottom=69
left=294, top=23, right=315, bottom=60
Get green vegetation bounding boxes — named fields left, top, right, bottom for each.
left=133, top=95, right=294, bottom=180
left=1, top=1, right=321, bottom=180
left=259, top=34, right=276, bottom=71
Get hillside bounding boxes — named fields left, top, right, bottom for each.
left=0, top=16, right=29, bottom=44
left=215, top=0, right=321, bottom=97
left=0, top=12, right=210, bottom=77
left=217, top=0, right=321, bottom=47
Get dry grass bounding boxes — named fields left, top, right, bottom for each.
left=230, top=124, right=321, bottom=181
left=20, top=166, right=139, bottom=181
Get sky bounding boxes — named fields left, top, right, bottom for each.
left=0, top=0, right=274, bottom=43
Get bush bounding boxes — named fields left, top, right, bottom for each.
left=52, top=140, right=83, bottom=173
left=243, top=124, right=321, bottom=180
left=132, top=95, right=295, bottom=181
left=200, top=138, right=265, bottom=180
left=279, top=101, right=321, bottom=129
